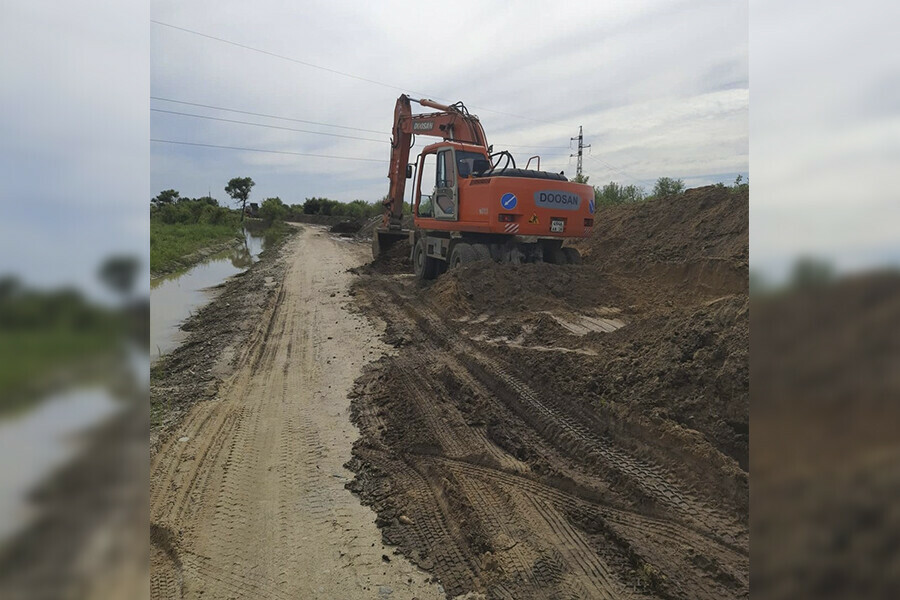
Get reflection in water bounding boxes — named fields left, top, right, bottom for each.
left=150, top=228, right=265, bottom=361
left=0, top=386, right=118, bottom=542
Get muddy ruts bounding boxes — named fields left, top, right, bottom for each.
left=347, top=279, right=749, bottom=599
left=408, top=296, right=747, bottom=552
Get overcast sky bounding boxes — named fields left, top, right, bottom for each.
left=150, top=0, right=749, bottom=205
left=1, top=1, right=148, bottom=301
left=2, top=2, right=897, bottom=297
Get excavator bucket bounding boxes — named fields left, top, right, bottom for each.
left=372, top=228, right=410, bottom=260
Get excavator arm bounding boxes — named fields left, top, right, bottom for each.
left=382, top=94, right=488, bottom=230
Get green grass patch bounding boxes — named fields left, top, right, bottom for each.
left=150, top=221, right=242, bottom=274
left=0, top=328, right=121, bottom=415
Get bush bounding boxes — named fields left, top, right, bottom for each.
left=259, top=197, right=288, bottom=222
left=298, top=197, right=382, bottom=219
left=151, top=198, right=238, bottom=226
left=594, top=181, right=645, bottom=207
left=651, top=177, right=685, bottom=198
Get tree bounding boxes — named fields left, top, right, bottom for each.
left=303, top=197, right=321, bottom=215
left=225, top=177, right=255, bottom=221
left=573, top=173, right=590, bottom=184
left=259, top=197, right=288, bottom=222
left=98, top=255, right=141, bottom=300
left=651, top=177, right=685, bottom=198
left=194, top=195, right=219, bottom=206
left=594, top=181, right=645, bottom=207
left=153, top=189, right=180, bottom=205
left=789, top=256, right=835, bottom=290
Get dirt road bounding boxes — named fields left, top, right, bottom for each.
left=150, top=226, right=443, bottom=599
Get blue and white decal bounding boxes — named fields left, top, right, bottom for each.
left=500, top=193, right=518, bottom=210
left=589, top=198, right=595, bottom=214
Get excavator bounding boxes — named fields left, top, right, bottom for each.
left=373, top=94, right=595, bottom=279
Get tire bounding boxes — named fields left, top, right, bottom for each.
left=449, top=242, right=478, bottom=269
left=472, top=243, right=492, bottom=262
left=563, top=247, right=582, bottom=265
left=546, top=248, right=567, bottom=264
left=414, top=238, right=438, bottom=280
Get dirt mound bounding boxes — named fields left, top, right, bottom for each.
left=575, top=185, right=748, bottom=266
left=753, top=272, right=900, bottom=599
left=430, top=261, right=624, bottom=316
left=350, top=238, right=411, bottom=276
left=344, top=185, right=749, bottom=597
left=330, top=220, right=362, bottom=234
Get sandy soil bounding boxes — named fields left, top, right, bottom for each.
left=150, top=226, right=444, bottom=599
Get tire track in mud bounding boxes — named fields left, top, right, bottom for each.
left=348, top=277, right=749, bottom=599
left=372, top=282, right=746, bottom=549
left=151, top=228, right=444, bottom=600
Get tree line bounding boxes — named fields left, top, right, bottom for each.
left=151, top=176, right=386, bottom=225
left=574, top=174, right=748, bottom=208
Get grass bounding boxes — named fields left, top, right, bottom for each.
left=0, top=328, right=121, bottom=415
left=150, top=221, right=242, bottom=274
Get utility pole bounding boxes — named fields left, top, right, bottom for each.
left=570, top=126, right=591, bottom=179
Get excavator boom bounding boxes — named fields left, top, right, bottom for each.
left=383, top=95, right=487, bottom=230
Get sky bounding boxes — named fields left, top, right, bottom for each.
left=0, top=1, right=149, bottom=301
left=749, top=0, right=900, bottom=281
left=149, top=0, right=749, bottom=205
left=1, top=1, right=897, bottom=297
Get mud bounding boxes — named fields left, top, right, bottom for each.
left=346, top=186, right=749, bottom=598
left=752, top=272, right=900, bottom=599
left=150, top=225, right=444, bottom=600
left=352, top=237, right=412, bottom=276
left=150, top=228, right=296, bottom=450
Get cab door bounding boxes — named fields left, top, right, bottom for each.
left=432, top=148, right=458, bottom=221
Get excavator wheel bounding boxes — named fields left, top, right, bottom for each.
left=413, top=238, right=438, bottom=280
left=546, top=248, right=568, bottom=265
left=449, top=243, right=478, bottom=269
left=472, top=243, right=492, bottom=262
left=563, top=247, right=583, bottom=265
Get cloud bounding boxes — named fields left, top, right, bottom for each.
left=0, top=2, right=149, bottom=299
left=749, top=0, right=900, bottom=279
left=150, top=0, right=748, bottom=202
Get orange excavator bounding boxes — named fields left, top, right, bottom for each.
left=374, top=94, right=595, bottom=279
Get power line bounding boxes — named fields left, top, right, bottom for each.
left=152, top=96, right=569, bottom=149
left=150, top=139, right=387, bottom=162
left=151, top=108, right=387, bottom=143
left=583, top=153, right=642, bottom=184
left=498, top=142, right=570, bottom=149
left=151, top=96, right=384, bottom=134
left=151, top=20, right=573, bottom=130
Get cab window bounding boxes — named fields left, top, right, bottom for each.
left=416, top=152, right=436, bottom=217
left=436, top=150, right=454, bottom=187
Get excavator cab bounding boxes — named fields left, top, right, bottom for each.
left=414, top=144, right=492, bottom=221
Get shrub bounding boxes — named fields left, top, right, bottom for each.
left=594, top=181, right=646, bottom=207
left=259, top=197, right=288, bottom=222
left=651, top=177, right=685, bottom=198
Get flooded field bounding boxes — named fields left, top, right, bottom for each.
left=151, top=227, right=265, bottom=362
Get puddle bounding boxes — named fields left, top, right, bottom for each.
left=0, top=386, right=119, bottom=542
left=151, top=227, right=265, bottom=362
